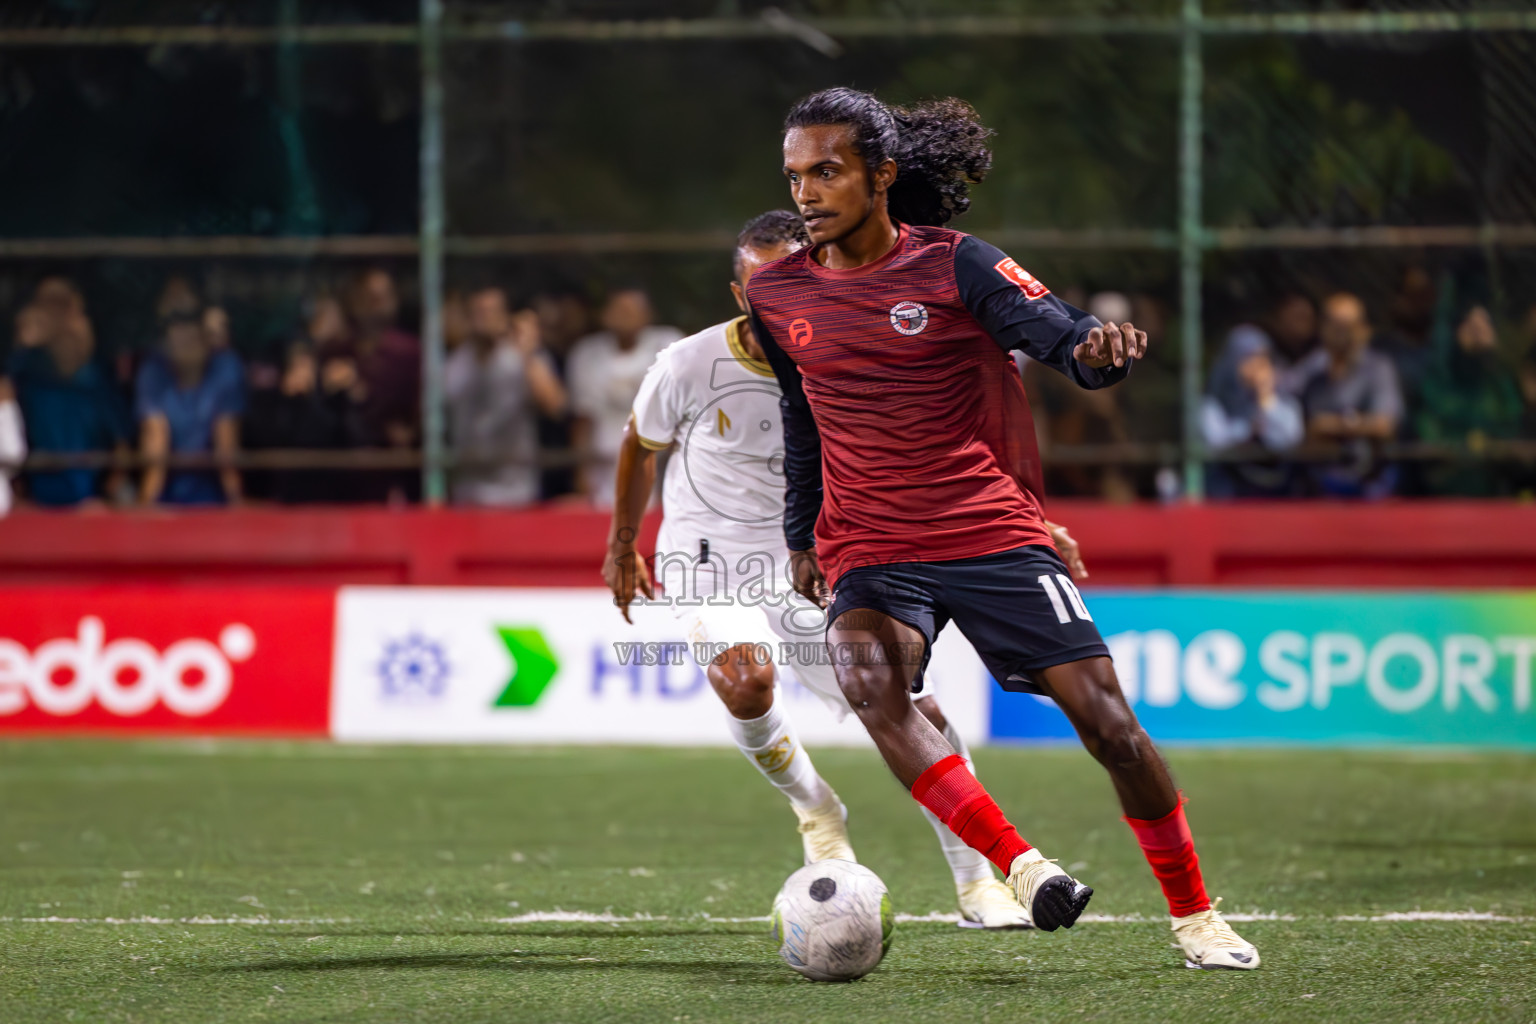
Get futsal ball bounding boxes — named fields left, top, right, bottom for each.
left=770, top=859, right=893, bottom=982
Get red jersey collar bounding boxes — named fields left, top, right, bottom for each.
left=806, top=221, right=910, bottom=280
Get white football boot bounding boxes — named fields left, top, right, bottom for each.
left=1172, top=898, right=1260, bottom=970
left=793, top=790, right=856, bottom=864
left=956, top=877, right=1033, bottom=929
left=1006, top=849, right=1093, bottom=931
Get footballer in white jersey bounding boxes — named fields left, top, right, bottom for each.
left=603, top=211, right=1088, bottom=929
left=629, top=312, right=855, bottom=718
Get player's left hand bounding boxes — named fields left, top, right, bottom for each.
left=1045, top=519, right=1088, bottom=581
left=1074, top=321, right=1148, bottom=370
left=789, top=548, right=830, bottom=609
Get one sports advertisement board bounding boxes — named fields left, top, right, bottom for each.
left=988, top=591, right=1536, bottom=747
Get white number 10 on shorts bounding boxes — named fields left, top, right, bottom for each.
left=1038, top=574, right=1093, bottom=624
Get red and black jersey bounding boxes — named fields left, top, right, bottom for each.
left=746, top=223, right=1129, bottom=590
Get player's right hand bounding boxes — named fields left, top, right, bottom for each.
left=1073, top=321, right=1148, bottom=369
left=789, top=548, right=830, bottom=609
left=602, top=542, right=654, bottom=625
left=1045, top=520, right=1089, bottom=581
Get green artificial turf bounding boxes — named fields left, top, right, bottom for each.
left=1, top=741, right=1533, bottom=1022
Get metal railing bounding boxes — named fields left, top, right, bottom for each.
left=11, top=440, right=1536, bottom=474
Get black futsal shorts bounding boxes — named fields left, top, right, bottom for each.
left=826, top=544, right=1110, bottom=696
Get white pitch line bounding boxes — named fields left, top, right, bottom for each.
left=2, top=910, right=1530, bottom=926
left=1330, top=911, right=1532, bottom=923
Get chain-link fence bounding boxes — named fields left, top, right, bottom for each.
left=1, top=1, right=1533, bottom=506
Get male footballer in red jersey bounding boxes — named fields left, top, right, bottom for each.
left=745, top=88, right=1259, bottom=969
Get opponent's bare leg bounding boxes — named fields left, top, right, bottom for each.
left=830, top=608, right=1090, bottom=930
left=707, top=642, right=852, bottom=862
left=1037, top=656, right=1260, bottom=968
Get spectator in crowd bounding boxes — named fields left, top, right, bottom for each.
left=1414, top=302, right=1523, bottom=496
left=132, top=274, right=222, bottom=390
left=135, top=312, right=244, bottom=506
left=202, top=304, right=232, bottom=353
left=305, top=293, right=350, bottom=351
left=8, top=289, right=130, bottom=507
left=323, top=268, right=421, bottom=502
left=1201, top=324, right=1304, bottom=498
left=138, top=288, right=244, bottom=404
left=445, top=286, right=569, bottom=507
left=533, top=287, right=591, bottom=364
left=331, top=267, right=421, bottom=450
left=1375, top=265, right=1439, bottom=406
left=1512, top=306, right=1536, bottom=496
left=1522, top=330, right=1536, bottom=440
left=1022, top=290, right=1137, bottom=501
left=155, top=274, right=201, bottom=322
left=0, top=374, right=24, bottom=516
left=568, top=286, right=682, bottom=505
left=531, top=286, right=592, bottom=500
left=33, top=276, right=91, bottom=338
left=1294, top=292, right=1405, bottom=498
left=1266, top=291, right=1318, bottom=389
left=243, top=340, right=370, bottom=503
left=1123, top=291, right=1183, bottom=497
left=442, top=288, right=469, bottom=354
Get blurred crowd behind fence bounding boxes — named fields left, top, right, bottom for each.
left=2, top=1, right=1536, bottom=510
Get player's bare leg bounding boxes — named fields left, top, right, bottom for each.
left=826, top=609, right=946, bottom=785
left=829, top=608, right=1090, bottom=930
left=707, top=642, right=853, bottom=863
left=914, top=696, right=1031, bottom=929
left=1035, top=657, right=1176, bottom=819
left=1037, top=656, right=1260, bottom=969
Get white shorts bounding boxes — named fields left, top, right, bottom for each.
left=657, top=555, right=935, bottom=721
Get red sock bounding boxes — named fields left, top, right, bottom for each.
left=1124, top=796, right=1211, bottom=917
left=910, top=754, right=1032, bottom=874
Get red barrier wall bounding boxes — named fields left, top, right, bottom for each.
left=0, top=502, right=1531, bottom=588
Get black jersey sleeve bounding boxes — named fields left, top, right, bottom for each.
left=749, top=307, right=823, bottom=552
left=954, top=233, right=1130, bottom=389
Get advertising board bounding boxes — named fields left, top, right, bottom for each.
left=0, top=588, right=334, bottom=735
left=990, top=591, right=1536, bottom=747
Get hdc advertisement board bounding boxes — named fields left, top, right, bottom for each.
left=329, top=587, right=989, bottom=745
left=990, top=591, right=1536, bottom=747
left=0, top=588, right=334, bottom=735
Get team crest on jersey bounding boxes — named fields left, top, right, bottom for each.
left=994, top=257, right=1051, bottom=300
left=889, top=301, right=929, bottom=336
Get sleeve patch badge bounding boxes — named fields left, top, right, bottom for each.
left=993, top=257, right=1051, bottom=300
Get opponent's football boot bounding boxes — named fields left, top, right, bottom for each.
left=793, top=790, right=856, bottom=864
left=956, top=877, right=1033, bottom=929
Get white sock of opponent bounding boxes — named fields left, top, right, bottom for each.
left=921, top=721, right=996, bottom=885
left=726, top=695, right=833, bottom=812
left=724, top=693, right=835, bottom=810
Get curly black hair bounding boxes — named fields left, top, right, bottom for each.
left=783, top=87, right=994, bottom=227
left=733, top=209, right=810, bottom=276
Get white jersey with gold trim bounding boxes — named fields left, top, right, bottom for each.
left=632, top=316, right=788, bottom=563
